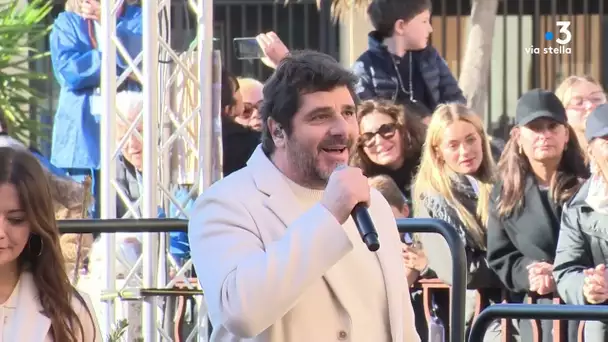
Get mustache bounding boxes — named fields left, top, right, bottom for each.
left=318, top=134, right=354, bottom=149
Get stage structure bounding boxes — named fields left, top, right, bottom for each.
left=97, top=0, right=221, bottom=339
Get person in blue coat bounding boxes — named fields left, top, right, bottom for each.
left=49, top=0, right=142, bottom=217
left=0, top=109, right=69, bottom=178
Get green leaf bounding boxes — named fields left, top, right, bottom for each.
left=107, top=319, right=129, bottom=342
left=0, top=0, right=53, bottom=144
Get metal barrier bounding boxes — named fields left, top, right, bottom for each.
left=58, top=219, right=201, bottom=300
left=397, top=218, right=467, bottom=342
left=469, top=304, right=608, bottom=342
left=62, top=218, right=467, bottom=340
left=58, top=218, right=188, bottom=234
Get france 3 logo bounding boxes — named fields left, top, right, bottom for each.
left=525, top=21, right=572, bottom=55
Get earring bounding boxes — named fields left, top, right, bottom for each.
left=518, top=144, right=523, bottom=155
left=28, top=235, right=43, bottom=257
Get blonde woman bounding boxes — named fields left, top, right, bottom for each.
left=555, top=75, right=605, bottom=157
left=412, top=103, right=510, bottom=341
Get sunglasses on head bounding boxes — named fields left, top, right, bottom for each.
left=358, top=123, right=398, bottom=147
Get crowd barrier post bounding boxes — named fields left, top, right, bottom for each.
left=397, top=218, right=467, bottom=342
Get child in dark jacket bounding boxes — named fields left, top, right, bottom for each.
left=353, top=0, right=465, bottom=117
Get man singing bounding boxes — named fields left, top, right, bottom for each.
left=188, top=50, right=419, bottom=342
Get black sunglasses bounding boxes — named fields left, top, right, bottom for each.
left=358, top=123, right=398, bottom=147
left=243, top=101, right=262, bottom=118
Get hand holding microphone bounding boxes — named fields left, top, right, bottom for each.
left=320, top=165, right=380, bottom=251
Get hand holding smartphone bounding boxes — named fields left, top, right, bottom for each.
left=234, top=32, right=290, bottom=69
left=233, top=37, right=265, bottom=60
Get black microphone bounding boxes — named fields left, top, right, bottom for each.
left=351, top=203, right=380, bottom=251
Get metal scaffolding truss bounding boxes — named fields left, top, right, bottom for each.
left=96, top=0, right=219, bottom=340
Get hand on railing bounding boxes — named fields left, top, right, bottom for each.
left=402, top=242, right=428, bottom=273
left=583, top=264, right=608, bottom=304
left=527, top=261, right=556, bottom=296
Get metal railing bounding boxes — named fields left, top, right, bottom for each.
left=397, top=218, right=467, bottom=342
left=468, top=304, right=608, bottom=342
left=61, top=218, right=466, bottom=341
left=59, top=218, right=188, bottom=234
left=59, top=219, right=202, bottom=300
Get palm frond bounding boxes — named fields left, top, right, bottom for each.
left=0, top=0, right=53, bottom=143
left=283, top=0, right=372, bottom=21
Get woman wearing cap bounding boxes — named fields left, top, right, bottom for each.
left=487, top=89, right=589, bottom=342
left=553, top=103, right=608, bottom=341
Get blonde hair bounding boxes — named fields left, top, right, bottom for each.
left=413, top=103, right=495, bottom=248
left=65, top=0, right=139, bottom=13
left=237, top=77, right=264, bottom=90
left=554, top=75, right=602, bottom=106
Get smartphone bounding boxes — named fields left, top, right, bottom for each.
left=233, top=37, right=264, bottom=60
left=401, top=232, right=414, bottom=245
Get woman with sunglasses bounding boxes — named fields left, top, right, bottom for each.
left=350, top=100, right=426, bottom=200
left=238, top=77, right=264, bottom=131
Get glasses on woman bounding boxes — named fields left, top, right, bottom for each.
left=568, top=93, right=607, bottom=109
left=243, top=101, right=262, bottom=119
left=358, top=123, right=398, bottom=147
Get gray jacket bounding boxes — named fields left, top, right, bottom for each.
left=553, top=179, right=608, bottom=305
left=415, top=176, right=500, bottom=289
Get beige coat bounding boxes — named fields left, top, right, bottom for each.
left=1, top=272, right=100, bottom=341
left=189, top=146, right=420, bottom=342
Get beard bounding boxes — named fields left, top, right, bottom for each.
left=285, top=132, right=354, bottom=188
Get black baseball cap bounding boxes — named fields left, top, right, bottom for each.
left=515, top=89, right=567, bottom=126
left=585, top=104, right=608, bottom=142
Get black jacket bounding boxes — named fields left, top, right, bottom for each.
left=553, top=179, right=608, bottom=305
left=222, top=117, right=261, bottom=176
left=353, top=32, right=465, bottom=112
left=487, top=177, right=563, bottom=294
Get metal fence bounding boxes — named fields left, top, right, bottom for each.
left=58, top=217, right=468, bottom=342
left=430, top=0, right=606, bottom=138
left=167, top=0, right=339, bottom=81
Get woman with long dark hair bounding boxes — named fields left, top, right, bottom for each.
left=0, top=147, right=99, bottom=341
left=487, top=89, right=589, bottom=342
left=350, top=100, right=427, bottom=200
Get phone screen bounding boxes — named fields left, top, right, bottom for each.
left=401, top=232, right=414, bottom=245
left=233, top=37, right=265, bottom=60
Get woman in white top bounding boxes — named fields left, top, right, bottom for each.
left=0, top=147, right=100, bottom=341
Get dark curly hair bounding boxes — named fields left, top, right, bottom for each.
left=350, top=100, right=426, bottom=173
